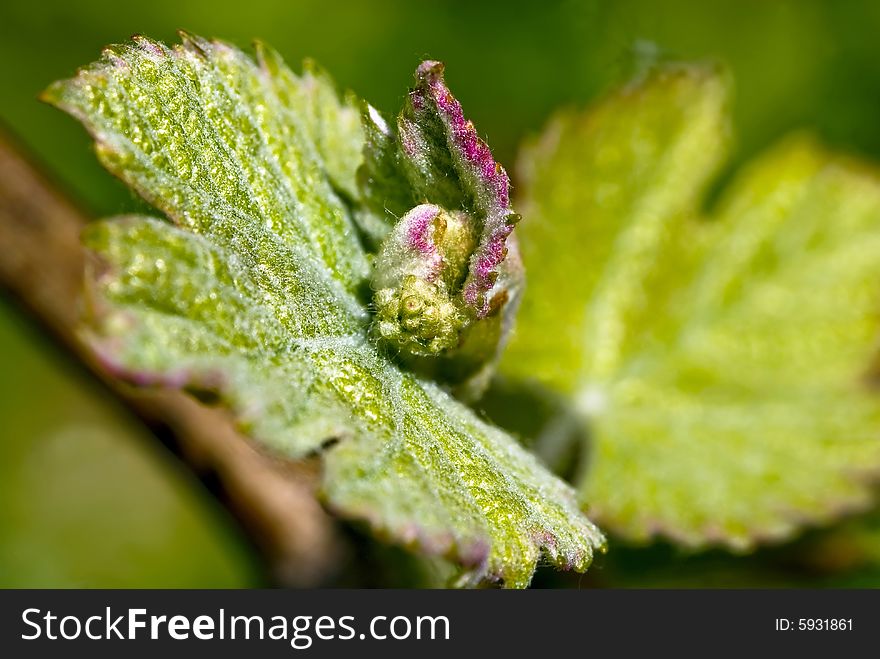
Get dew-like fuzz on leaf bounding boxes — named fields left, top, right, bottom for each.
left=45, top=33, right=605, bottom=587
left=504, top=64, right=880, bottom=550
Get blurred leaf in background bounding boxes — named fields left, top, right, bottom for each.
left=3, top=0, right=880, bottom=586
left=503, top=64, right=880, bottom=552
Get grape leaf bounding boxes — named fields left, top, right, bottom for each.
left=44, top=33, right=605, bottom=587
left=504, top=64, right=880, bottom=550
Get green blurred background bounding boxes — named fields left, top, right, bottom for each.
left=3, top=0, right=880, bottom=587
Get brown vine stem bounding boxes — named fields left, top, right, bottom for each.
left=0, top=129, right=345, bottom=586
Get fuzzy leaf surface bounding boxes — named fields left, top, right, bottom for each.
left=46, top=34, right=605, bottom=587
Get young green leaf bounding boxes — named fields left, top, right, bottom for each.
left=504, top=64, right=880, bottom=550
left=44, top=33, right=605, bottom=587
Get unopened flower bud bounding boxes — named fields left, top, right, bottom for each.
left=362, top=61, right=526, bottom=399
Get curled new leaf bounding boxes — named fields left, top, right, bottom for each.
left=399, top=61, right=520, bottom=316
left=361, top=62, right=523, bottom=397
